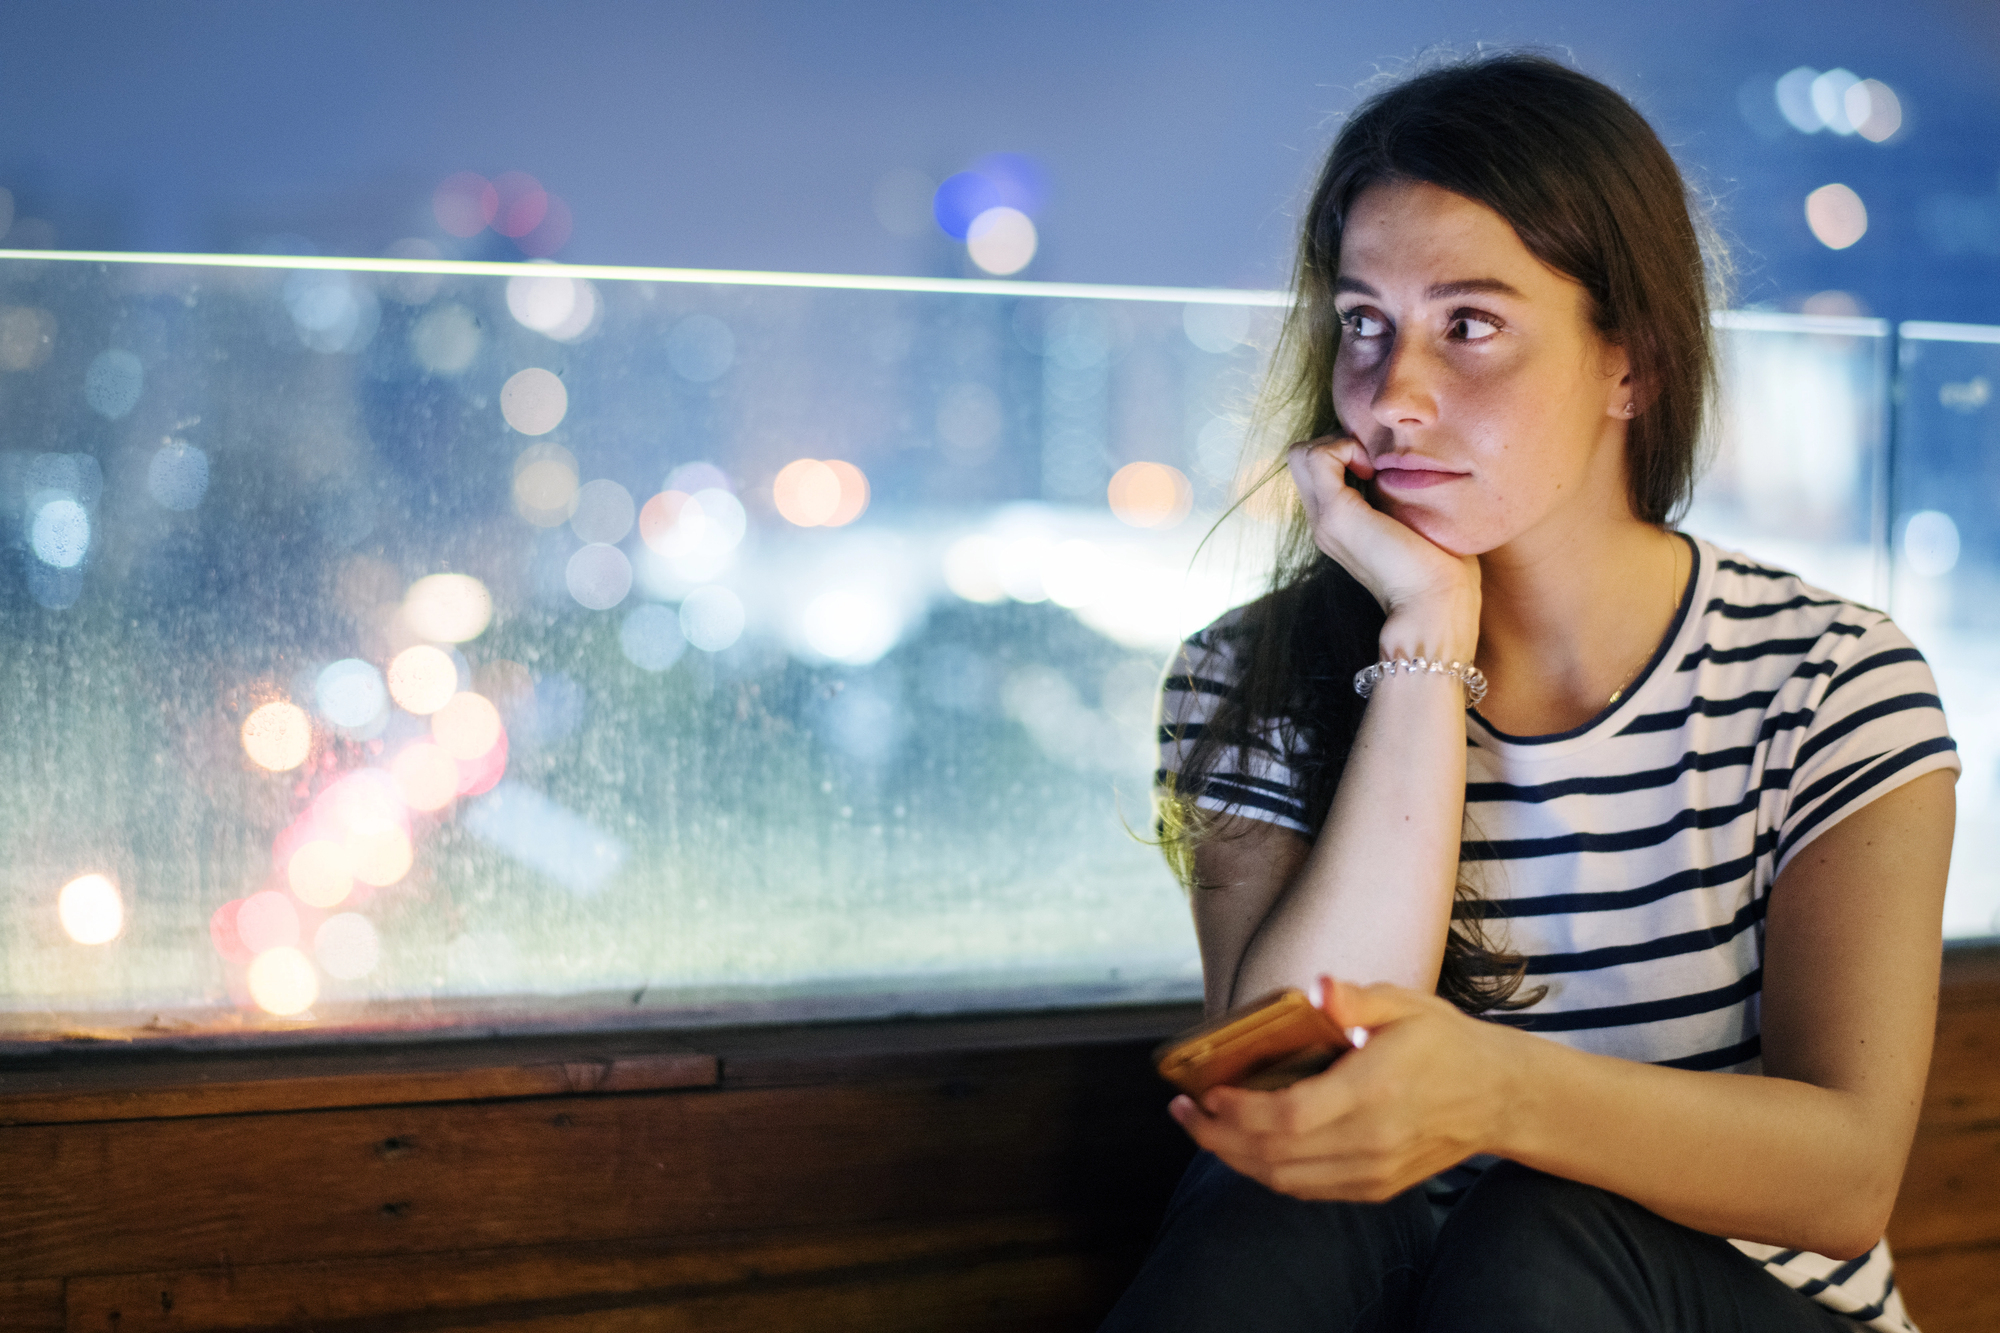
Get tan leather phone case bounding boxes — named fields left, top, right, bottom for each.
left=1153, top=987, right=1352, bottom=1095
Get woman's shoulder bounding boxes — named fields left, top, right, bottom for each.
left=1688, top=536, right=1924, bottom=667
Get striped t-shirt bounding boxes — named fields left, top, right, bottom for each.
left=1157, top=534, right=1959, bottom=1332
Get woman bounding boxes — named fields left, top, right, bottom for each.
left=1103, top=54, right=1958, bottom=1333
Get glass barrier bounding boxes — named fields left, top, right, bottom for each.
left=0, top=253, right=1991, bottom=1046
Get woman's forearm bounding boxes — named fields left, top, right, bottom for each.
left=1490, top=1027, right=1904, bottom=1258
left=1231, top=664, right=1469, bottom=1004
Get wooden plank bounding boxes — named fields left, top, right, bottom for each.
left=61, top=1213, right=1112, bottom=1332
left=0, top=1281, right=61, bottom=1333
left=0, top=1046, right=1191, bottom=1280
left=1888, top=1123, right=2000, bottom=1254
left=1890, top=1244, right=2000, bottom=1333
left=1922, top=1001, right=2000, bottom=1129
left=0, top=1045, right=717, bottom=1127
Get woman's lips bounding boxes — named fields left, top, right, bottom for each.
left=1374, top=466, right=1465, bottom=490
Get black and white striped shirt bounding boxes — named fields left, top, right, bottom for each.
left=1158, top=534, right=1959, bottom=1332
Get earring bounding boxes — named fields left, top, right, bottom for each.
left=1621, top=402, right=1637, bottom=418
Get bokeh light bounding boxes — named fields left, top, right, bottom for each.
left=433, top=172, right=499, bottom=237
left=507, top=273, right=598, bottom=341
left=30, top=499, right=89, bottom=567
left=491, top=171, right=549, bottom=238
left=619, top=603, right=686, bottom=671
left=247, top=946, right=318, bottom=1016
left=287, top=840, right=354, bottom=909
left=944, top=534, right=1008, bottom=603
left=666, top=315, right=735, bottom=382
left=1850, top=80, right=1902, bottom=142
left=402, top=573, right=494, bottom=643
left=1043, top=538, right=1109, bottom=608
left=679, top=585, right=746, bottom=652
left=1108, top=461, right=1194, bottom=528
left=667, top=462, right=732, bottom=494
left=966, top=207, right=1037, bottom=275
left=84, top=348, right=144, bottom=419
left=514, top=443, right=580, bottom=527
left=934, top=171, right=1002, bottom=239
left=315, top=913, right=380, bottom=981
left=515, top=195, right=573, bottom=258
left=1806, top=184, right=1868, bottom=250
left=571, top=478, right=635, bottom=544
left=390, top=741, right=461, bottom=812
left=410, top=303, right=482, bottom=374
left=801, top=587, right=901, bottom=664
left=773, top=459, right=871, bottom=528
left=387, top=644, right=459, bottom=714
left=773, top=459, right=840, bottom=526
left=0, top=306, right=55, bottom=372
left=1184, top=303, right=1252, bottom=354
left=566, top=543, right=633, bottom=610
left=1904, top=510, right=1961, bottom=577
left=146, top=441, right=209, bottom=510
left=433, top=691, right=504, bottom=759
left=315, top=659, right=389, bottom=730
left=500, top=367, right=568, bottom=435
left=57, top=873, right=123, bottom=945
left=237, top=889, right=301, bottom=953
left=348, top=826, right=414, bottom=887
left=242, top=700, right=313, bottom=772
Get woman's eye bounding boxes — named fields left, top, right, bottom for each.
left=1450, top=315, right=1500, bottom=341
left=1343, top=311, right=1386, bottom=339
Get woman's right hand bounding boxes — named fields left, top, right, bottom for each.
left=1286, top=436, right=1481, bottom=662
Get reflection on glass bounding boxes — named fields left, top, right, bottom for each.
left=0, top=253, right=1991, bottom=1045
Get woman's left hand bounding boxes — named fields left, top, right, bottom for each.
left=1168, top=977, right=1518, bottom=1202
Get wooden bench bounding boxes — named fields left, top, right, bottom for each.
left=1, top=942, right=1993, bottom=1332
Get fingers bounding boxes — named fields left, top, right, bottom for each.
left=1317, top=975, right=1434, bottom=1034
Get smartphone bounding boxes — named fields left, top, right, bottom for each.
left=1153, top=987, right=1353, bottom=1096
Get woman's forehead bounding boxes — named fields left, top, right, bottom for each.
left=1337, top=180, right=1570, bottom=301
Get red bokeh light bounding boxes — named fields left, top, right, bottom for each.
left=515, top=194, right=572, bottom=258
left=492, top=172, right=549, bottom=238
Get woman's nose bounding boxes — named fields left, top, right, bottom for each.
left=1368, top=336, right=1440, bottom=431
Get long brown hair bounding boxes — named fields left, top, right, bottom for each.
left=1161, top=53, right=1722, bottom=1014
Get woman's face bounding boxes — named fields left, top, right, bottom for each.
left=1331, top=178, right=1635, bottom=557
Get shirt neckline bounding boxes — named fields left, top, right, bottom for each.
left=1467, top=531, right=1704, bottom=752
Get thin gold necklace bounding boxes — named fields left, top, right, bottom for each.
left=1606, top=535, right=1681, bottom=707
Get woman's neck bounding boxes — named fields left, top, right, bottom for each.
left=1472, top=514, right=1685, bottom=737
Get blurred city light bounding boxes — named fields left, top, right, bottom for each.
left=1806, top=184, right=1869, bottom=249
left=348, top=825, right=414, bottom=886
left=1107, top=461, right=1193, bottom=528
left=773, top=458, right=868, bottom=526
left=314, top=913, right=380, bottom=980
left=570, top=478, right=635, bottom=544
left=943, top=533, right=1008, bottom=603
left=84, top=348, right=143, bottom=418
left=433, top=172, right=499, bottom=237
left=57, top=873, right=123, bottom=945
left=1849, top=79, right=1902, bottom=142
left=1903, top=510, right=1961, bottom=576
left=433, top=691, right=504, bottom=760
left=491, top=172, right=549, bottom=238
left=966, top=207, right=1037, bottom=275
left=1773, top=68, right=1902, bottom=142
left=801, top=587, right=902, bottom=664
left=390, top=740, right=460, bottom=812
left=507, top=272, right=598, bottom=340
left=679, top=584, right=745, bottom=651
left=30, top=499, right=89, bottom=567
left=287, top=840, right=355, bottom=908
left=410, top=303, right=482, bottom=374
left=241, top=700, right=313, bottom=772
left=315, top=659, right=389, bottom=730
left=246, top=946, right=318, bottom=1016
left=146, top=441, right=209, bottom=510
left=237, top=889, right=301, bottom=952
left=514, top=443, right=581, bottom=526
left=386, top=645, right=459, bottom=714
left=500, top=366, right=569, bottom=435
left=566, top=543, right=633, bottom=609
left=619, top=603, right=686, bottom=671
left=402, top=573, right=494, bottom=643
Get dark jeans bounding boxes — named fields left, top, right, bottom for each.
left=1099, top=1153, right=1858, bottom=1333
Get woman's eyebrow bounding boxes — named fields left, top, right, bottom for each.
left=1332, top=276, right=1525, bottom=300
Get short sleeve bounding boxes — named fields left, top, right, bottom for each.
left=1775, top=615, right=1960, bottom=874
left=1156, top=618, right=1312, bottom=834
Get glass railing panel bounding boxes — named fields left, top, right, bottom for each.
left=1685, top=312, right=1893, bottom=608
left=1892, top=322, right=2000, bottom=939
left=0, top=252, right=1295, bottom=1041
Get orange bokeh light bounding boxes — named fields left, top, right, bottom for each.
left=241, top=701, right=312, bottom=772
left=1107, top=461, right=1193, bottom=529
left=387, top=645, right=459, bottom=714
left=348, top=826, right=414, bottom=888
left=433, top=691, right=503, bottom=760
left=823, top=460, right=869, bottom=526
left=773, top=458, right=868, bottom=527
left=391, top=741, right=461, bottom=812
left=287, top=840, right=354, bottom=909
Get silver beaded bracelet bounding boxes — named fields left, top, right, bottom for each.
left=1353, top=656, right=1489, bottom=708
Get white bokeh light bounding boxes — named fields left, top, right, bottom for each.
left=1903, top=511, right=1961, bottom=578
left=801, top=587, right=903, bottom=665
left=679, top=585, right=745, bottom=652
